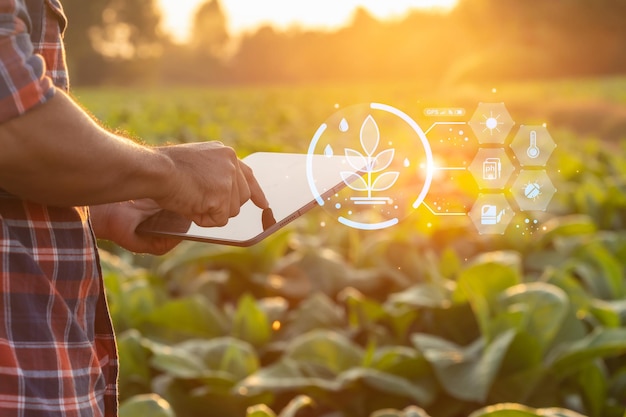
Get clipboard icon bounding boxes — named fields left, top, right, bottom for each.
left=481, top=205, right=505, bottom=225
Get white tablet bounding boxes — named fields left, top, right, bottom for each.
left=136, top=152, right=361, bottom=246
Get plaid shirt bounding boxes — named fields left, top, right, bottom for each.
left=0, top=1, right=118, bottom=416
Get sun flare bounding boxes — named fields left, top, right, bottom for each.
left=158, top=0, right=458, bottom=42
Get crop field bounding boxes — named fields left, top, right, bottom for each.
left=77, top=77, right=626, bottom=417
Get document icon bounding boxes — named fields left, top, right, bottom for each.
left=481, top=205, right=505, bottom=225
left=483, top=158, right=501, bottom=180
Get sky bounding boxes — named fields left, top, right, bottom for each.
left=158, top=0, right=458, bottom=42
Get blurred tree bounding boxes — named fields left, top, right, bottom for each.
left=190, top=0, right=229, bottom=60
left=63, top=0, right=164, bottom=85
left=63, top=0, right=110, bottom=85
left=158, top=0, right=230, bottom=85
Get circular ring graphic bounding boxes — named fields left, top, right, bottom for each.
left=307, top=103, right=434, bottom=230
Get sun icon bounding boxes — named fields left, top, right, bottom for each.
left=481, top=111, right=503, bottom=135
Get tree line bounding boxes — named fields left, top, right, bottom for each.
left=62, top=0, right=626, bottom=86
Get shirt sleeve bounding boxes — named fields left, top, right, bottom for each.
left=0, top=0, right=55, bottom=124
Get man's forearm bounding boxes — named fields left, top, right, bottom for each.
left=0, top=89, right=173, bottom=206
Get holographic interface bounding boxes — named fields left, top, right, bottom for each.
left=307, top=102, right=557, bottom=235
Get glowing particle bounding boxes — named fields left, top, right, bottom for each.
left=334, top=103, right=340, bottom=109
left=492, top=88, right=497, bottom=93
left=320, top=221, right=326, bottom=227
left=272, top=320, right=281, bottom=331
left=404, top=158, right=410, bottom=167
left=335, top=203, right=341, bottom=209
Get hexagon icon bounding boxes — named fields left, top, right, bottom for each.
left=469, top=194, right=514, bottom=235
left=511, top=170, right=556, bottom=211
left=510, top=125, right=556, bottom=167
left=468, top=103, right=515, bottom=144
left=468, top=148, right=515, bottom=190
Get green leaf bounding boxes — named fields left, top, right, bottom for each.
left=176, top=337, right=260, bottom=382
left=468, top=403, right=588, bottom=417
left=413, top=330, right=516, bottom=402
left=338, top=367, right=435, bottom=405
left=286, top=329, right=364, bottom=376
left=280, top=293, right=346, bottom=340
left=537, top=215, right=597, bottom=247
left=574, top=241, right=625, bottom=299
left=144, top=295, right=227, bottom=342
left=149, top=344, right=208, bottom=379
left=119, top=394, right=175, bottom=417
left=246, top=404, right=277, bottom=417
left=278, top=395, right=315, bottom=417
left=548, top=327, right=626, bottom=376
left=370, top=406, right=433, bottom=417
left=339, top=287, right=386, bottom=329
left=388, top=282, right=453, bottom=309
left=497, top=283, right=569, bottom=353
left=116, top=329, right=152, bottom=400
left=233, top=293, right=272, bottom=347
left=236, top=357, right=342, bottom=396
left=488, top=332, right=544, bottom=404
left=576, top=362, right=607, bottom=417
left=454, top=258, right=521, bottom=340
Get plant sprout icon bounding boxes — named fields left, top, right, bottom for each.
left=341, top=115, right=399, bottom=205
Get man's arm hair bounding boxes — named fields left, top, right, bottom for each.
left=0, top=89, right=173, bottom=206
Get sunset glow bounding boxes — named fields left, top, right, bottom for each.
left=158, top=0, right=458, bottom=42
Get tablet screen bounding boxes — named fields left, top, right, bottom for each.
left=137, top=152, right=360, bottom=246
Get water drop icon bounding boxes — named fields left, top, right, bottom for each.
left=324, top=144, right=334, bottom=157
left=403, top=158, right=410, bottom=167
left=339, top=118, right=349, bottom=132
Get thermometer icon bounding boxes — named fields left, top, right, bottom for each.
left=527, top=130, right=540, bottom=159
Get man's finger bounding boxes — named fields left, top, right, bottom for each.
left=240, top=161, right=269, bottom=209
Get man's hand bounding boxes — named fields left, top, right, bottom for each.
left=90, top=199, right=182, bottom=255
left=155, top=142, right=269, bottom=227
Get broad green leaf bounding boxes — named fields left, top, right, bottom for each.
left=286, top=329, right=364, bottom=375
left=150, top=351, right=216, bottom=381
left=497, top=283, right=569, bottom=352
left=537, top=215, right=597, bottom=247
left=589, top=299, right=621, bottom=328
left=116, top=329, right=152, bottom=399
left=246, top=404, right=277, bottom=417
left=278, top=395, right=315, bottom=417
left=548, top=327, right=626, bottom=375
left=236, top=357, right=341, bottom=396
left=370, top=346, right=430, bottom=378
left=413, top=330, right=516, bottom=402
left=468, top=403, right=588, bottom=417
left=454, top=259, right=521, bottom=340
left=339, top=287, right=386, bottom=329
left=370, top=406, right=433, bottom=417
left=574, top=241, right=625, bottom=299
left=175, top=337, right=259, bottom=382
left=280, top=292, right=346, bottom=340
left=119, top=394, right=175, bottom=417
left=338, top=367, right=435, bottom=405
left=144, top=295, right=227, bottom=342
left=233, top=293, right=272, bottom=347
left=370, top=410, right=405, bottom=417
left=488, top=332, right=543, bottom=404
left=387, top=282, right=453, bottom=309
left=576, top=362, right=606, bottom=417
left=117, top=279, right=160, bottom=330
left=439, top=247, right=462, bottom=279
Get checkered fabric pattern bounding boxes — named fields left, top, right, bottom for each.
left=0, top=1, right=118, bottom=416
